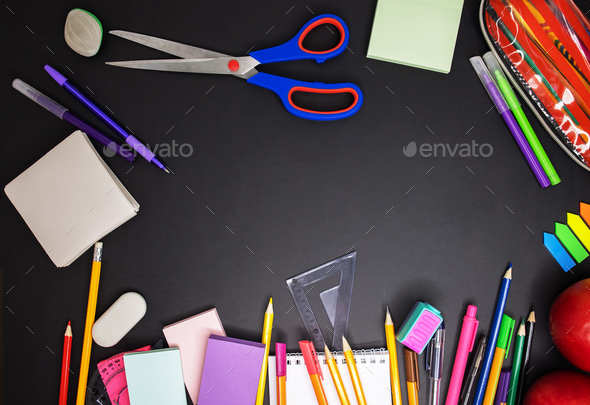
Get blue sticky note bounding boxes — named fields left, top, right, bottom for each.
left=544, top=232, right=575, bottom=272
left=124, top=347, right=187, bottom=405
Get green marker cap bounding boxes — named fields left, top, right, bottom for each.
left=497, top=314, right=515, bottom=357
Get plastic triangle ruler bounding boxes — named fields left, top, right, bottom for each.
left=286, top=251, right=356, bottom=351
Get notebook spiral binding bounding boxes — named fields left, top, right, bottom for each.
left=286, top=348, right=388, bottom=366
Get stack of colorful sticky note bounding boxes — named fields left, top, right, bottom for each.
left=543, top=202, right=590, bottom=271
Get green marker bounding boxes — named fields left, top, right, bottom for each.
left=506, top=320, right=526, bottom=405
left=483, top=52, right=560, bottom=186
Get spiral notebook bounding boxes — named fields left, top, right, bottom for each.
left=268, top=348, right=392, bottom=405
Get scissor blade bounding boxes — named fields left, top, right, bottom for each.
left=106, top=57, right=260, bottom=78
left=109, top=30, right=228, bottom=59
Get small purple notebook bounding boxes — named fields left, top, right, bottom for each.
left=197, top=335, right=265, bottom=405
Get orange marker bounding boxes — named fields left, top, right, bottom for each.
left=300, top=341, right=328, bottom=405
left=276, top=343, right=287, bottom=405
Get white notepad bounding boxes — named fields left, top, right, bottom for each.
left=268, top=349, right=392, bottom=405
left=4, top=131, right=139, bottom=267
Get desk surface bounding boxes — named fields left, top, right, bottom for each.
left=2, top=0, right=590, bottom=403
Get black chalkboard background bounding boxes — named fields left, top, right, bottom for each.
left=2, top=0, right=589, bottom=403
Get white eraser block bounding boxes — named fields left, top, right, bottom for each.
left=92, top=292, right=147, bottom=347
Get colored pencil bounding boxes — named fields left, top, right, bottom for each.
left=342, top=337, right=367, bottom=405
left=325, top=345, right=351, bottom=405
left=471, top=266, right=513, bottom=405
left=385, top=307, right=403, bottom=405
left=255, top=298, right=274, bottom=405
left=515, top=308, right=535, bottom=405
left=76, top=242, right=103, bottom=405
left=507, top=321, right=526, bottom=405
left=59, top=321, right=73, bottom=405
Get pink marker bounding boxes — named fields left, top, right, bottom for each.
left=445, top=305, right=479, bottom=405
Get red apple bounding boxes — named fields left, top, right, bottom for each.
left=549, top=278, right=590, bottom=372
left=523, top=370, right=590, bottom=405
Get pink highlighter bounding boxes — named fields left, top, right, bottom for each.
left=445, top=305, right=479, bottom=405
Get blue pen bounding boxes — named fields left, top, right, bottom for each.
left=472, top=265, right=513, bottom=405
left=45, top=65, right=170, bottom=173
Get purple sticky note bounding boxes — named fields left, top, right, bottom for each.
left=198, top=335, right=265, bottom=405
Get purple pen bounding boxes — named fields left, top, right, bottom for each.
left=45, top=65, right=169, bottom=173
left=470, top=56, right=550, bottom=188
left=12, top=79, right=134, bottom=163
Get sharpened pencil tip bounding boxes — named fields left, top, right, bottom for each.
left=528, top=309, right=536, bottom=323
left=266, top=297, right=273, bottom=313
left=505, top=265, right=512, bottom=279
left=342, top=336, right=352, bottom=352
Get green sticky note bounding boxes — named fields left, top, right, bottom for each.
left=555, top=222, right=589, bottom=263
left=367, top=0, right=465, bottom=73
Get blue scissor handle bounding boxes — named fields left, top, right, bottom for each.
left=249, top=14, right=349, bottom=64
left=247, top=72, right=362, bottom=121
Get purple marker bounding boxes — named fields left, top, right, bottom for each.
left=12, top=79, right=134, bottom=163
left=493, top=369, right=511, bottom=405
left=470, top=56, right=550, bottom=188
left=45, top=65, right=169, bottom=173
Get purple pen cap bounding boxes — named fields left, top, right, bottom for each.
left=44, top=65, right=68, bottom=86
left=469, top=56, right=510, bottom=115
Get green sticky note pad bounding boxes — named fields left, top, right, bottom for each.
left=367, top=0, right=465, bottom=73
left=555, top=223, right=589, bottom=263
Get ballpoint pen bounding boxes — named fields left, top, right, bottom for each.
left=460, top=336, right=487, bottom=405
left=446, top=305, right=479, bottom=405
left=45, top=65, right=170, bottom=173
left=426, top=322, right=445, bottom=405
left=12, top=79, right=133, bottom=163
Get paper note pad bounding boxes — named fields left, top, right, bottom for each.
left=367, top=0, right=465, bottom=73
left=4, top=130, right=139, bottom=267
left=268, top=349, right=391, bottom=405
left=124, top=348, right=187, bottom=405
left=163, top=308, right=226, bottom=404
left=198, top=335, right=265, bottom=405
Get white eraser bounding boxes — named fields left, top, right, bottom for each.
left=92, top=292, right=147, bottom=347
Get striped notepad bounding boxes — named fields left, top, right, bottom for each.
left=268, top=348, right=392, bottom=405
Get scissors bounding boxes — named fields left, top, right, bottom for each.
left=106, top=14, right=363, bottom=121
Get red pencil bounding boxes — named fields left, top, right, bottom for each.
left=59, top=321, right=73, bottom=405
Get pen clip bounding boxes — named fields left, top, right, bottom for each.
left=311, top=344, right=323, bottom=379
left=425, top=341, right=431, bottom=371
left=505, top=320, right=515, bottom=359
left=470, top=320, right=479, bottom=352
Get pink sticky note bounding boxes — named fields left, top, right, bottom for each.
left=162, top=308, right=226, bottom=404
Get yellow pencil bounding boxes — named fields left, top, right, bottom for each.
left=255, top=298, right=274, bottom=405
left=386, top=307, right=403, bottom=405
left=342, top=337, right=367, bottom=405
left=325, top=345, right=351, bottom=405
left=76, top=242, right=103, bottom=405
